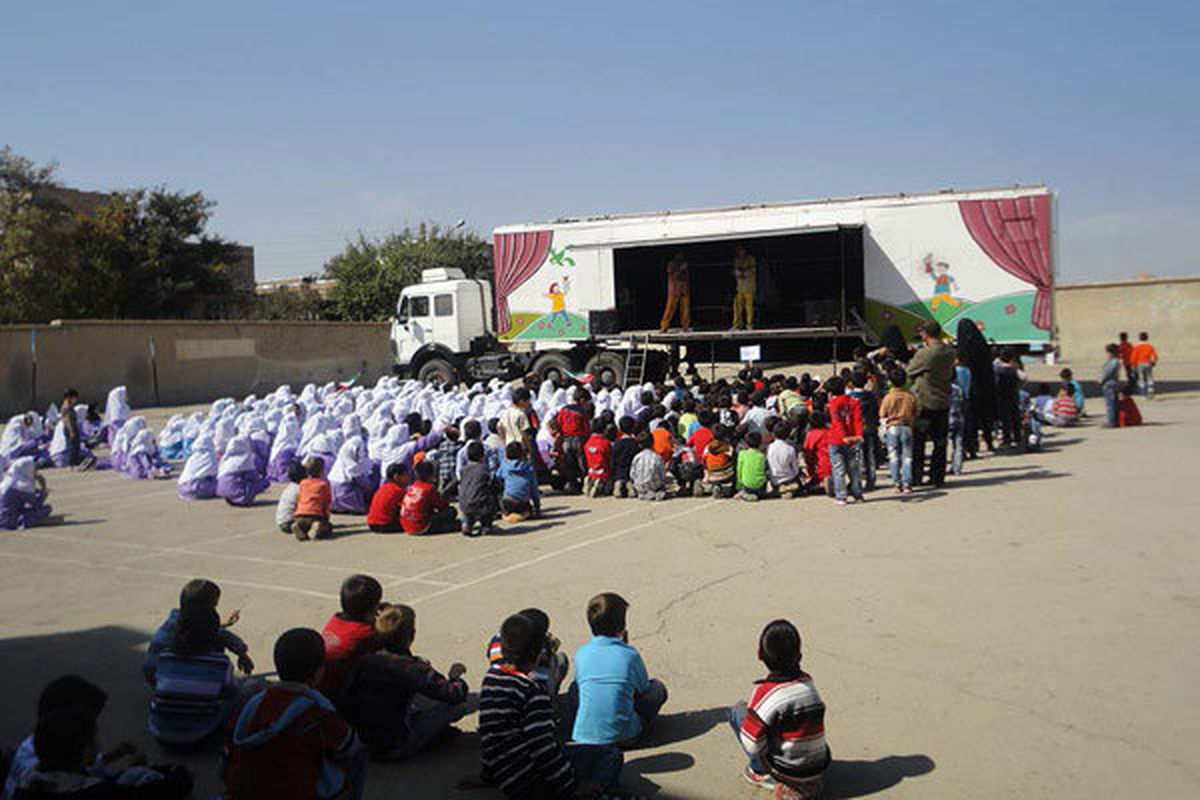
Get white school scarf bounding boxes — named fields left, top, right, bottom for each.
left=270, top=415, right=302, bottom=462
left=217, top=435, right=256, bottom=477
left=129, top=428, right=159, bottom=459
left=178, top=437, right=217, bottom=483
left=104, top=386, right=130, bottom=426
left=328, top=436, right=369, bottom=483
left=0, top=456, right=37, bottom=495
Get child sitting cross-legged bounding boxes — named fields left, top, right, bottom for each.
left=497, top=441, right=541, bottom=523
left=366, top=463, right=410, bottom=533
left=458, top=441, right=498, bottom=537
left=479, top=613, right=623, bottom=799
left=221, top=628, right=366, bottom=800
left=630, top=432, right=668, bottom=501
left=318, top=574, right=385, bottom=701
left=342, top=604, right=469, bottom=761
left=144, top=578, right=253, bottom=684
left=736, top=430, right=769, bottom=502
left=275, top=460, right=308, bottom=534
left=400, top=459, right=457, bottom=535
left=730, top=619, right=830, bottom=799
left=583, top=420, right=614, bottom=498
left=485, top=608, right=570, bottom=698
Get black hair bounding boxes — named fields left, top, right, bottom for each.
left=274, top=628, right=326, bottom=682
left=463, top=419, right=482, bottom=440
left=1105, top=343, right=1120, bottom=356
left=466, top=441, right=484, bottom=462
left=619, top=416, right=636, bottom=435
left=1059, top=368, right=1074, bottom=380
left=518, top=607, right=551, bottom=640
left=1037, top=383, right=1051, bottom=396
left=287, top=460, right=308, bottom=484
left=505, top=441, right=525, bottom=460
left=385, top=462, right=408, bottom=483
left=37, top=675, right=107, bottom=720
left=825, top=375, right=845, bottom=395
left=63, top=388, right=79, bottom=400
left=636, top=432, right=654, bottom=450
left=587, top=592, right=629, bottom=637
left=34, top=705, right=98, bottom=772
left=499, top=613, right=543, bottom=667
left=513, top=387, right=531, bottom=404
left=487, top=418, right=500, bottom=434
left=1138, top=331, right=1148, bottom=341
left=758, top=619, right=802, bottom=675
left=172, top=607, right=221, bottom=653
left=745, top=431, right=762, bottom=448
left=304, top=457, right=325, bottom=479
left=920, top=320, right=942, bottom=338
left=339, top=574, right=383, bottom=620
left=1118, top=331, right=1128, bottom=340
left=785, top=376, right=798, bottom=390
left=888, top=368, right=907, bottom=390
left=809, top=409, right=828, bottom=428
left=414, top=459, right=434, bottom=482
left=179, top=578, right=220, bottom=611
left=851, top=368, right=869, bottom=388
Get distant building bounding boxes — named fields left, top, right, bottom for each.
left=256, top=276, right=335, bottom=299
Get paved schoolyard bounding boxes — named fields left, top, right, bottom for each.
left=1, top=391, right=1198, bottom=799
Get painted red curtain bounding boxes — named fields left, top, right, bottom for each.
left=958, top=195, right=1053, bottom=330
left=493, top=231, right=553, bottom=334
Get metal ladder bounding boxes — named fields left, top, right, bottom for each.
left=624, top=332, right=650, bottom=389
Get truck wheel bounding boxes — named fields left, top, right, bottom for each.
left=417, top=358, right=456, bottom=386
left=585, top=351, right=624, bottom=388
left=531, top=352, right=574, bottom=385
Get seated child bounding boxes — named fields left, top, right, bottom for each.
left=215, top=435, right=270, bottom=507
left=481, top=614, right=622, bottom=799
left=701, top=426, right=736, bottom=499
left=275, top=461, right=307, bottom=534
left=736, top=431, right=769, bottom=502
left=731, top=619, right=830, bottom=798
left=177, top=437, right=218, bottom=501
left=670, top=440, right=703, bottom=497
left=328, top=437, right=375, bottom=515
left=1118, top=388, right=1143, bottom=427
left=400, top=460, right=456, bottom=535
left=766, top=422, right=802, bottom=498
left=14, top=703, right=193, bottom=800
left=802, top=411, right=833, bottom=496
left=610, top=417, right=639, bottom=499
left=125, top=429, right=171, bottom=481
left=1049, top=383, right=1080, bottom=426
left=342, top=605, right=469, bottom=761
left=458, top=442, right=498, bottom=537
left=221, top=629, right=365, bottom=800
left=583, top=421, right=614, bottom=498
left=293, top=457, right=334, bottom=541
left=630, top=433, right=668, bottom=501
left=144, top=579, right=253, bottom=683
left=148, top=606, right=242, bottom=747
left=571, top=593, right=668, bottom=748
left=0, top=457, right=52, bottom=531
left=319, top=574, right=384, bottom=701
left=432, top=426, right=462, bottom=499
left=486, top=608, right=570, bottom=697
left=366, top=463, right=410, bottom=533
left=497, top=442, right=541, bottom=523
left=6, top=676, right=185, bottom=799
left=651, top=421, right=673, bottom=465
left=1059, top=368, right=1086, bottom=417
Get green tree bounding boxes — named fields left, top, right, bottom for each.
left=252, top=282, right=328, bottom=320
left=323, top=222, right=491, bottom=321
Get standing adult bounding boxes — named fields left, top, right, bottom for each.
left=499, top=387, right=535, bottom=461
left=955, top=319, right=996, bottom=456
left=906, top=322, right=956, bottom=487
left=731, top=245, right=756, bottom=330
left=1098, top=344, right=1123, bottom=427
left=60, top=388, right=82, bottom=467
left=659, top=252, right=691, bottom=332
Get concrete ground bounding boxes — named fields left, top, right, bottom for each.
left=1, top=385, right=1198, bottom=799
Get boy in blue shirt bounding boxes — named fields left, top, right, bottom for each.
left=497, top=441, right=541, bottom=523
left=570, top=592, right=668, bottom=747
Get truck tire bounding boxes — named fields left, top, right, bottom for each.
left=531, top=352, right=574, bottom=385
left=585, top=351, right=624, bottom=388
left=417, top=358, right=457, bottom=386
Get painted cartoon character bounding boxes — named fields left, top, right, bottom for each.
left=545, top=276, right=571, bottom=325
left=924, top=254, right=961, bottom=310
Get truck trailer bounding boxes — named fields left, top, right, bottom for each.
left=391, top=184, right=1056, bottom=386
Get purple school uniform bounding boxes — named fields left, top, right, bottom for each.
left=179, top=475, right=217, bottom=500
left=267, top=446, right=297, bottom=483
left=0, top=488, right=52, bottom=530
left=215, top=471, right=270, bottom=507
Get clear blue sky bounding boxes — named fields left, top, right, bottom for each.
left=4, top=0, right=1197, bottom=282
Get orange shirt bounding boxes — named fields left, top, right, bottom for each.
left=295, top=478, right=331, bottom=518
left=651, top=428, right=672, bottom=464
left=1130, top=342, right=1157, bottom=366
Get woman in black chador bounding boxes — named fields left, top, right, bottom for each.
left=955, top=318, right=996, bottom=455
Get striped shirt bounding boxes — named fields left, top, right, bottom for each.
left=479, top=665, right=575, bottom=798
left=739, top=671, right=830, bottom=785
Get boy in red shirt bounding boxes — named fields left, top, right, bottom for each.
left=366, top=463, right=409, bottom=533
left=319, top=574, right=384, bottom=701
left=686, top=410, right=715, bottom=461
left=584, top=420, right=615, bottom=498
left=825, top=376, right=865, bottom=505
left=293, top=457, right=333, bottom=541
left=222, top=628, right=366, bottom=800
left=802, top=410, right=833, bottom=497
left=400, top=460, right=455, bottom=534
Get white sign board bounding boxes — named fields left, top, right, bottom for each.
left=740, top=344, right=761, bottom=362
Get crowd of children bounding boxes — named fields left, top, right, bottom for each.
left=1, top=322, right=1159, bottom=533
left=1, top=574, right=827, bottom=799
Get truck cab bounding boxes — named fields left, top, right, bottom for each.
left=391, top=268, right=500, bottom=383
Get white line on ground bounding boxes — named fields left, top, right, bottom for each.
left=405, top=500, right=722, bottom=605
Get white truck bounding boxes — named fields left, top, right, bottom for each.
left=391, top=185, right=1056, bottom=385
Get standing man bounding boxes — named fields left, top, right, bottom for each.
left=499, top=387, right=535, bottom=462
left=906, top=322, right=956, bottom=487
left=731, top=245, right=756, bottom=330
left=659, top=251, right=691, bottom=332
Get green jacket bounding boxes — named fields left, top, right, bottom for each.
left=906, top=340, right=956, bottom=411
left=736, top=447, right=767, bottom=491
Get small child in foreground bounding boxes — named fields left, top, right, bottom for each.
left=731, top=619, right=830, bottom=798
left=319, top=574, right=385, bottom=700
left=486, top=607, right=570, bottom=697
left=144, top=578, right=253, bottom=683
left=400, top=460, right=455, bottom=535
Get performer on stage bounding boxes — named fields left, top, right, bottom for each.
left=659, top=251, right=691, bottom=331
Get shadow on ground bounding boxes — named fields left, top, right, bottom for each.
left=826, top=753, right=936, bottom=798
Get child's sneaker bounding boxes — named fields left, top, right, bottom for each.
left=743, top=766, right=778, bottom=790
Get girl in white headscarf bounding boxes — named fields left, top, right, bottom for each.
left=158, top=415, right=187, bottom=461
left=0, top=456, right=52, bottom=530
left=328, top=436, right=375, bottom=514
left=104, top=386, right=131, bottom=445
left=268, top=414, right=302, bottom=483
left=1, top=413, right=42, bottom=466
left=110, top=416, right=147, bottom=473
left=126, top=428, right=171, bottom=480
left=301, top=430, right=340, bottom=480
left=177, top=436, right=218, bottom=500
left=215, top=435, right=269, bottom=507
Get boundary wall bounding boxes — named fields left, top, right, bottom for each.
left=1055, top=276, right=1200, bottom=367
